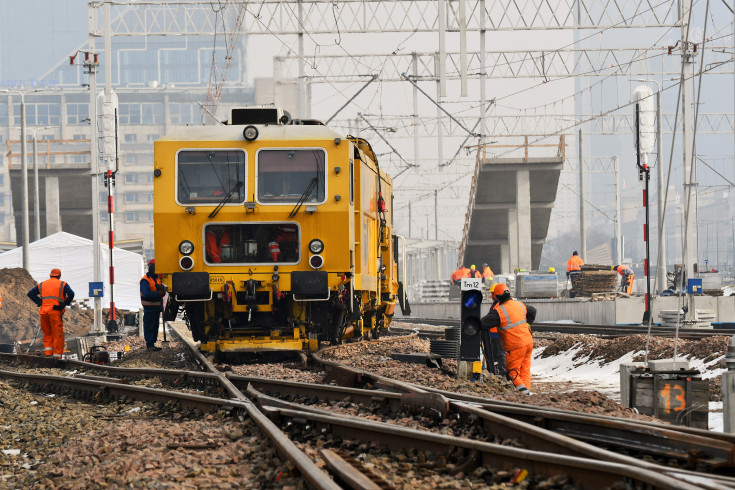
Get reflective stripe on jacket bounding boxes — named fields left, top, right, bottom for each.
left=38, top=278, right=67, bottom=314
left=141, top=275, right=162, bottom=307
left=493, top=299, right=533, bottom=351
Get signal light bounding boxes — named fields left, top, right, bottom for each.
left=179, top=256, right=194, bottom=270
left=309, top=254, right=324, bottom=269
left=460, top=287, right=483, bottom=361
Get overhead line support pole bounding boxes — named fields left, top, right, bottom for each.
left=578, top=129, right=586, bottom=259
left=89, top=3, right=102, bottom=338
left=413, top=53, right=420, bottom=172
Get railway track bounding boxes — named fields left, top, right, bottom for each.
left=397, top=317, right=735, bottom=339
left=0, top=323, right=732, bottom=488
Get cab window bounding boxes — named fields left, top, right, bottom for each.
left=177, top=150, right=245, bottom=204
left=257, top=149, right=326, bottom=203
left=204, top=223, right=300, bottom=265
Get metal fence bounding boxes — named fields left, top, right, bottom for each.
left=405, top=239, right=459, bottom=302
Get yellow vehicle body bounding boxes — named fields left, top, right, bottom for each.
left=153, top=109, right=408, bottom=356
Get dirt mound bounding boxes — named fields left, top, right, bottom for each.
left=0, top=268, right=94, bottom=343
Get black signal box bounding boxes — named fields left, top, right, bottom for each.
left=460, top=288, right=483, bottom=361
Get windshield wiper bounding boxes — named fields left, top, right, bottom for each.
left=288, top=177, right=318, bottom=218
left=208, top=181, right=243, bottom=218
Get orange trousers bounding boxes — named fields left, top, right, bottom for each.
left=40, top=310, right=65, bottom=358
left=505, top=342, right=533, bottom=391
left=624, top=273, right=635, bottom=294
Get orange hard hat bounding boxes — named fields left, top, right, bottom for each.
left=50, top=268, right=61, bottom=278
left=492, top=283, right=510, bottom=296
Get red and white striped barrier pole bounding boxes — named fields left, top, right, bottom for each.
left=107, top=169, right=116, bottom=325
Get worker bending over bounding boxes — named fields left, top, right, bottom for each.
left=480, top=283, right=536, bottom=394
left=614, top=265, right=635, bottom=294
left=27, top=268, right=75, bottom=358
left=450, top=265, right=470, bottom=285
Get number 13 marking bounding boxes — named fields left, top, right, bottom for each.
left=660, top=383, right=686, bottom=413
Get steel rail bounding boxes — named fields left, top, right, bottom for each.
left=0, top=352, right=227, bottom=392
left=397, top=318, right=735, bottom=338
left=236, top=374, right=735, bottom=477
left=262, top=405, right=704, bottom=490
left=167, top=322, right=342, bottom=490
left=421, top=383, right=735, bottom=444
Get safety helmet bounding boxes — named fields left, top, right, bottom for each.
left=482, top=263, right=488, bottom=268
left=148, top=259, right=155, bottom=266
left=470, top=264, right=476, bottom=269
left=50, top=268, right=61, bottom=278
left=548, top=267, right=556, bottom=273
left=492, top=283, right=510, bottom=296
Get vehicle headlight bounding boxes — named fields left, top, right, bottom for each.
left=309, top=254, right=324, bottom=270
left=179, top=256, right=194, bottom=271
left=243, top=125, right=259, bottom=142
left=179, top=240, right=194, bottom=255
left=309, top=239, right=324, bottom=254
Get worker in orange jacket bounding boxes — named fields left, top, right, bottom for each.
left=468, top=264, right=482, bottom=279
left=480, top=283, right=536, bottom=394
left=450, top=265, right=470, bottom=285
left=480, top=293, right=506, bottom=377
left=614, top=265, right=635, bottom=294
left=481, top=263, right=494, bottom=281
left=206, top=227, right=232, bottom=263
left=27, top=268, right=75, bottom=358
left=566, top=251, right=584, bottom=277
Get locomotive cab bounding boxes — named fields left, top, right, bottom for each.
left=153, top=106, right=407, bottom=358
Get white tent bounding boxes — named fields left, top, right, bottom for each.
left=0, top=231, right=144, bottom=310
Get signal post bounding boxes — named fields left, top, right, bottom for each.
left=458, top=277, right=483, bottom=381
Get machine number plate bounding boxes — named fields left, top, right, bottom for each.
left=461, top=278, right=482, bottom=291
left=210, top=276, right=224, bottom=285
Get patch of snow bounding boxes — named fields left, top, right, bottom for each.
left=532, top=345, right=725, bottom=431
left=709, top=402, right=723, bottom=432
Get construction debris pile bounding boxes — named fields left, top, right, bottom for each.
left=570, top=264, right=619, bottom=297
left=0, top=268, right=94, bottom=343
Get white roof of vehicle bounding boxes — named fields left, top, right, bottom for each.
left=158, top=123, right=343, bottom=142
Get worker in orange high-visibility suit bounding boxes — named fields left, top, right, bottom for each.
left=469, top=264, right=482, bottom=279
left=481, top=263, right=494, bottom=281
left=480, top=283, right=536, bottom=394
left=450, top=265, right=471, bottom=285
left=27, top=268, right=75, bottom=358
left=614, top=265, right=635, bottom=294
left=206, top=227, right=231, bottom=263
left=566, top=250, right=583, bottom=276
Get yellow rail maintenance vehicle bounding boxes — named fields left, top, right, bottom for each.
left=154, top=106, right=410, bottom=359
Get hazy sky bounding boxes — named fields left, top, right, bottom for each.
left=2, top=0, right=733, bottom=267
